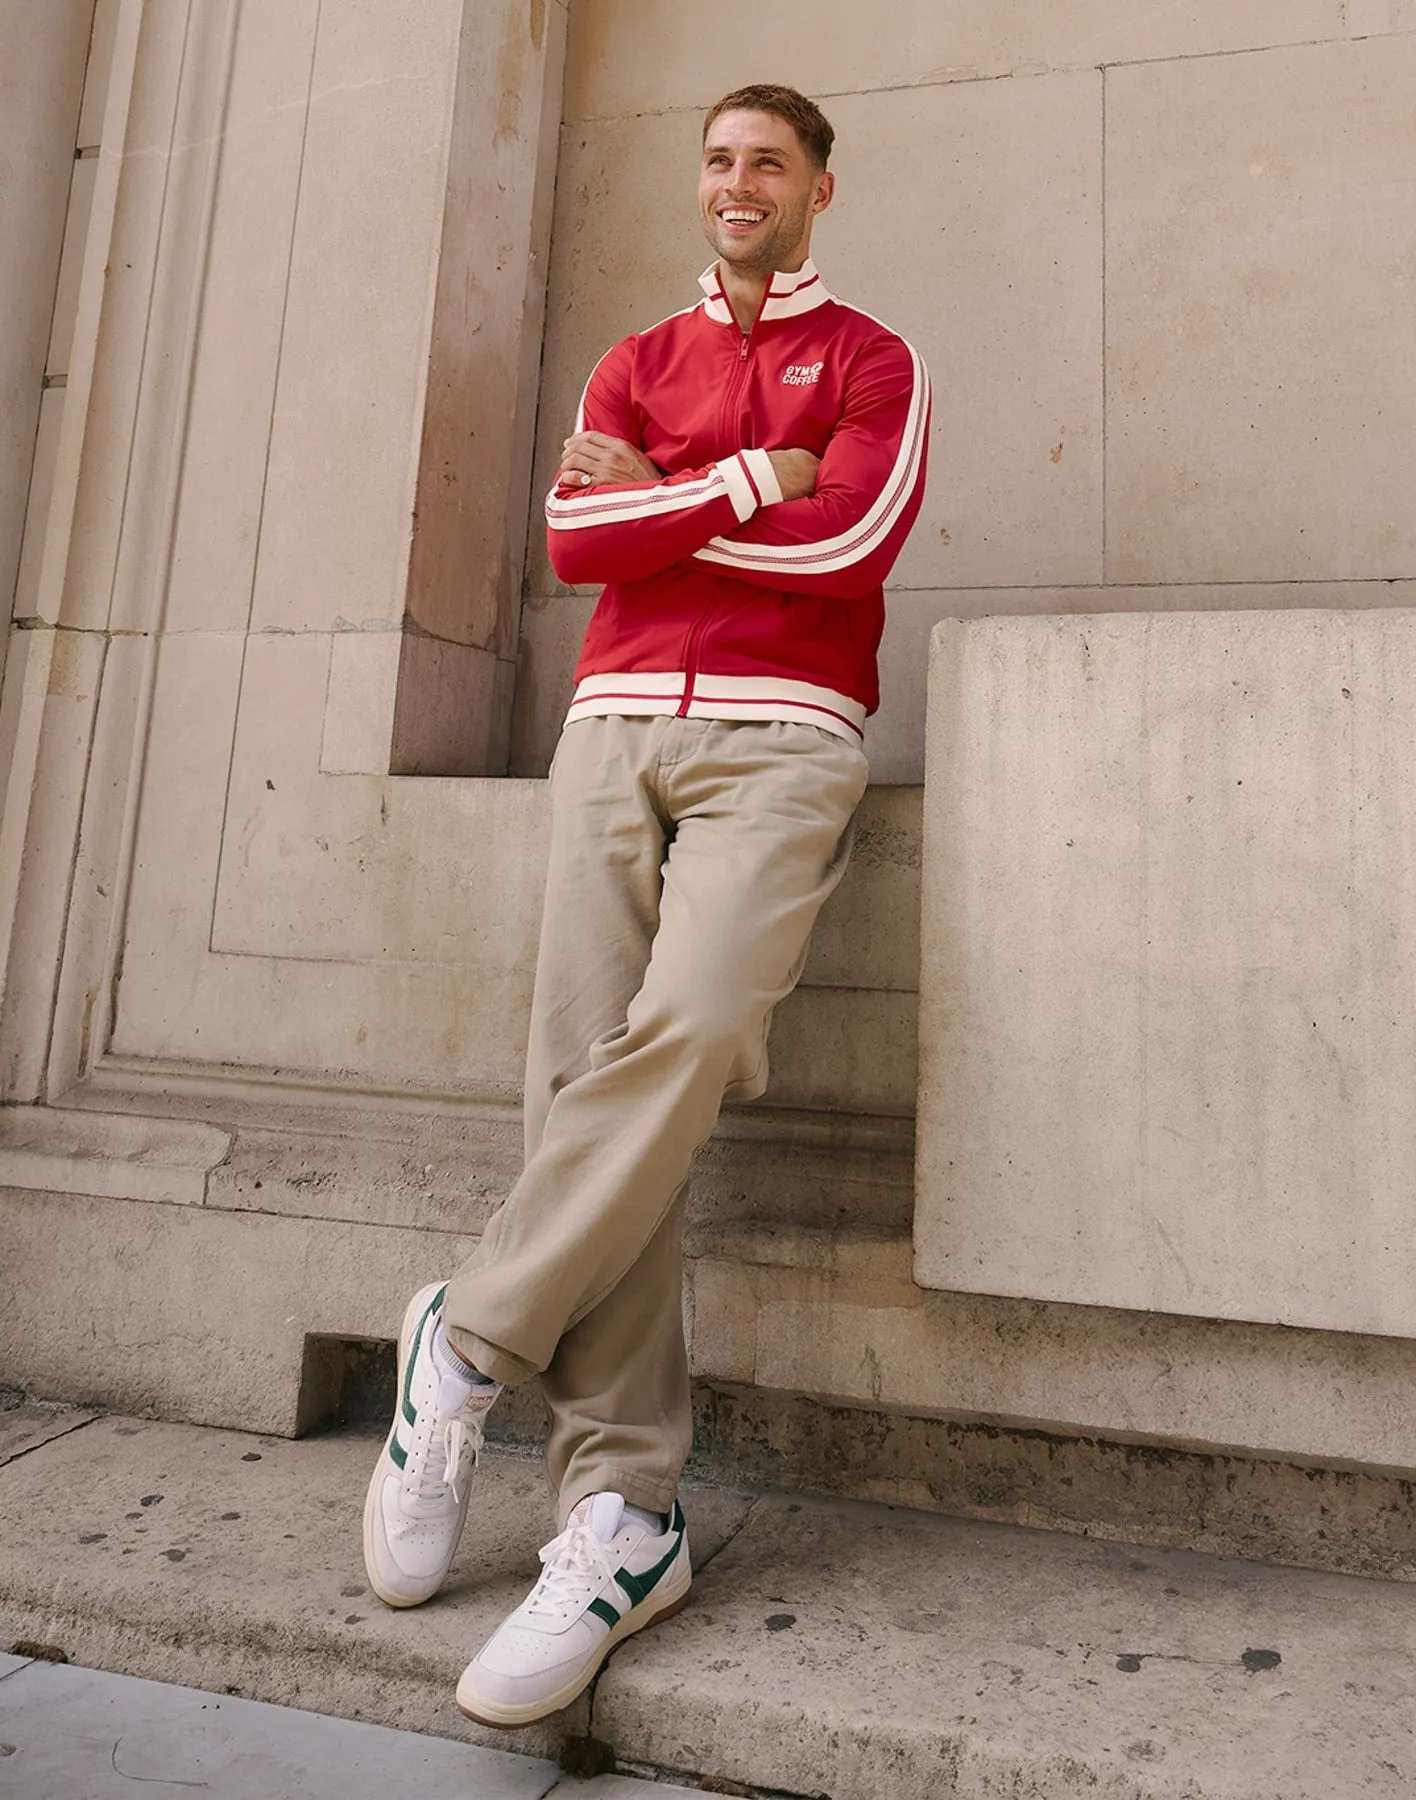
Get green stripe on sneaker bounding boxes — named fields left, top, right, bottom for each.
left=587, top=1596, right=621, bottom=1629
left=614, top=1523, right=685, bottom=1610
left=400, top=1284, right=447, bottom=1428
left=389, top=1435, right=407, bottom=1471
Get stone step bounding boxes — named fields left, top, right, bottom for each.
left=1, top=1411, right=1413, bottom=1799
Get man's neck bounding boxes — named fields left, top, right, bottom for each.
left=719, top=262, right=770, bottom=335
left=716, top=252, right=811, bottom=335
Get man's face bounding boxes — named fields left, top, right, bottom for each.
left=698, top=109, right=833, bottom=276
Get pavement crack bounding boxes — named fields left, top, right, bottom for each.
left=689, top=1490, right=765, bottom=1579
left=0, top=1410, right=103, bottom=1470
left=111, top=1737, right=208, bottom=1786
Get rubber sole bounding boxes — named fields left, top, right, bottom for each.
left=455, top=1576, right=693, bottom=1729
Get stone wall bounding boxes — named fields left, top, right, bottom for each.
left=2, top=0, right=1416, bottom=1523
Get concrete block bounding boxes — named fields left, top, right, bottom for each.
left=874, top=583, right=1416, bottom=781
left=1107, top=36, right=1416, bottom=583
left=0, top=1188, right=475, bottom=1435
left=0, top=1105, right=229, bottom=1206
left=563, top=0, right=1347, bottom=120
left=593, top=1490, right=1416, bottom=1800
left=916, top=611, right=1416, bottom=1335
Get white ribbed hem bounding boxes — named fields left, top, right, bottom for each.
left=566, top=671, right=866, bottom=743
left=715, top=455, right=758, bottom=523
left=741, top=447, right=784, bottom=507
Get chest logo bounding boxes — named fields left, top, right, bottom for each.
left=782, top=361, right=825, bottom=387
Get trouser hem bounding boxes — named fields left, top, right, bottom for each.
left=445, top=1324, right=537, bottom=1388
left=558, top=1471, right=681, bottom=1531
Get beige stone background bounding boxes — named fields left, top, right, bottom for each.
left=2, top=0, right=1416, bottom=1522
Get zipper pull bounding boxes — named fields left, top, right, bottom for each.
left=739, top=334, right=750, bottom=363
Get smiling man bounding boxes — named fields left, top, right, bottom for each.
left=363, top=83, right=929, bottom=1729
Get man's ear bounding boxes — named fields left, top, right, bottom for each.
left=812, top=170, right=835, bottom=217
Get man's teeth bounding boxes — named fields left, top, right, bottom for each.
left=721, top=210, right=766, bottom=224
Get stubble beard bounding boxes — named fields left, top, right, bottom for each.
left=708, top=192, right=813, bottom=277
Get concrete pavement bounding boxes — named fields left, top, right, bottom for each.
left=0, top=1653, right=691, bottom=1799
left=1, top=1403, right=1414, bottom=1798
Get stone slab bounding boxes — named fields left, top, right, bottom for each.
left=1107, top=36, right=1416, bottom=584
left=595, top=1491, right=1416, bottom=1799
left=0, top=1419, right=754, bottom=1763
left=917, top=611, right=1416, bottom=1337
left=0, top=1658, right=560, bottom=1800
left=4, top=1421, right=1413, bottom=1800
left=0, top=1105, right=230, bottom=1206
left=1348, top=0, right=1416, bottom=30
left=0, top=1399, right=99, bottom=1469
left=562, top=0, right=1347, bottom=120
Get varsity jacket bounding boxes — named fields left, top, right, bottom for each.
left=546, top=261, right=930, bottom=745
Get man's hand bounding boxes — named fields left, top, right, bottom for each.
left=560, top=432, right=661, bottom=487
left=767, top=448, right=821, bottom=502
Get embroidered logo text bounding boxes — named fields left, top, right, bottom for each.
left=782, top=361, right=825, bottom=387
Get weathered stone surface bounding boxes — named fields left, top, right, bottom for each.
left=1107, top=36, right=1416, bottom=583
left=0, top=1421, right=753, bottom=1761
left=0, top=1105, right=229, bottom=1206
left=562, top=0, right=1347, bottom=120
left=918, top=612, right=1416, bottom=1336
left=595, top=1491, right=1416, bottom=1800
left=4, top=1423, right=1414, bottom=1799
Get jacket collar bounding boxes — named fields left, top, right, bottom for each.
left=698, top=259, right=832, bottom=327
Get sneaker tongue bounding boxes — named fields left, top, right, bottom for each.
left=579, top=1492, right=625, bottom=1542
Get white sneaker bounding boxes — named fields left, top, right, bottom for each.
left=362, top=1282, right=501, bottom=1608
left=456, top=1493, right=691, bottom=1728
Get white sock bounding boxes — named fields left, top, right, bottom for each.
left=430, top=1317, right=497, bottom=1389
left=624, top=1501, right=668, bottom=1535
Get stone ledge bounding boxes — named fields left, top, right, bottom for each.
left=0, top=1104, right=231, bottom=1206
left=2, top=1419, right=1413, bottom=1800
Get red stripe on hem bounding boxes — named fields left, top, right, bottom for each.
left=686, top=695, right=865, bottom=736
left=739, top=453, right=764, bottom=510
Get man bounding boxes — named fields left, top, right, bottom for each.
left=363, top=82, right=929, bottom=1729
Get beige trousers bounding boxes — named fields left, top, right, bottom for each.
left=443, top=714, right=868, bottom=1523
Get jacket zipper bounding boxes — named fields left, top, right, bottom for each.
left=680, top=284, right=771, bottom=717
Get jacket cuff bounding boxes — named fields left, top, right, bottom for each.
left=716, top=454, right=759, bottom=522
left=740, top=447, right=784, bottom=507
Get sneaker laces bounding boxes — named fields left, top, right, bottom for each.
left=525, top=1524, right=615, bottom=1622
left=405, top=1407, right=487, bottom=1507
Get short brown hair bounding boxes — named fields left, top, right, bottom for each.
left=702, top=84, right=835, bottom=170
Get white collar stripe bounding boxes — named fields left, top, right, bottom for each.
left=696, top=260, right=834, bottom=325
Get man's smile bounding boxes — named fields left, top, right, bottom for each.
left=717, top=205, right=770, bottom=233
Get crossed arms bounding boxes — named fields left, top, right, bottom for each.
left=545, top=331, right=931, bottom=599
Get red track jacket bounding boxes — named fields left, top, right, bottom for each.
left=546, top=261, right=930, bottom=744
